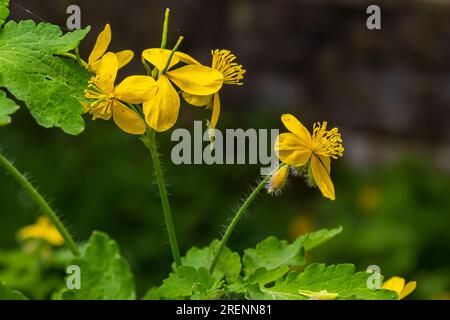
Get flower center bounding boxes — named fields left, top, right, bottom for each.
left=84, top=76, right=117, bottom=118
left=311, top=122, right=344, bottom=159
left=211, top=49, right=246, bottom=85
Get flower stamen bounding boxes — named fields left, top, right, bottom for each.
left=211, top=49, right=246, bottom=85
left=312, top=122, right=344, bottom=159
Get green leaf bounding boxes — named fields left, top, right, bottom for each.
left=0, top=20, right=91, bottom=134
left=146, top=266, right=218, bottom=300
left=60, top=231, right=136, bottom=300
left=247, top=263, right=397, bottom=300
left=0, top=0, right=9, bottom=27
left=303, top=226, right=343, bottom=251
left=181, top=239, right=241, bottom=280
left=0, top=282, right=27, bottom=300
left=243, top=236, right=305, bottom=277
left=243, top=226, right=343, bottom=278
left=0, top=89, right=18, bottom=125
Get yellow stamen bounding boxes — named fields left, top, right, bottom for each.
left=311, top=122, right=344, bottom=159
left=84, top=76, right=116, bottom=118
left=211, top=49, right=246, bottom=85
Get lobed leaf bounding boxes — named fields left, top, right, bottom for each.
left=0, top=20, right=91, bottom=134
left=60, top=231, right=136, bottom=300
left=0, top=89, right=18, bottom=125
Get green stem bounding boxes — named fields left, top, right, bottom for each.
left=141, top=130, right=181, bottom=266
left=160, top=8, right=170, bottom=49
left=209, top=165, right=282, bottom=273
left=160, top=36, right=183, bottom=76
left=0, top=152, right=80, bottom=256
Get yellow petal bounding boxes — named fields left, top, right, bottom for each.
left=275, top=133, right=311, bottom=166
left=142, top=48, right=180, bottom=71
left=115, top=76, right=157, bottom=104
left=174, top=51, right=202, bottom=65
left=281, top=114, right=312, bottom=148
left=143, top=75, right=180, bottom=132
left=210, top=92, right=221, bottom=129
left=96, top=52, right=118, bottom=86
left=89, top=50, right=133, bottom=73
left=311, top=154, right=335, bottom=200
left=80, top=101, right=90, bottom=114
left=182, top=92, right=211, bottom=107
left=399, top=281, right=417, bottom=300
left=88, top=24, right=111, bottom=65
left=382, top=276, right=405, bottom=298
left=167, top=65, right=224, bottom=95
left=115, top=50, right=134, bottom=68
left=112, top=101, right=146, bottom=135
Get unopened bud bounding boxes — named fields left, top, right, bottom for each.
left=267, top=165, right=289, bottom=195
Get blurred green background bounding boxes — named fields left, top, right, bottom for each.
left=1, top=0, right=449, bottom=299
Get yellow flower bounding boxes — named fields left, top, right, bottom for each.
left=141, top=48, right=224, bottom=132
left=382, top=276, right=417, bottom=300
left=182, top=49, right=246, bottom=131
left=87, top=24, right=134, bottom=72
left=84, top=52, right=157, bottom=134
left=275, top=114, right=344, bottom=200
left=17, top=216, right=64, bottom=246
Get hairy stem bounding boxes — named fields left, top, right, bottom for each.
left=0, top=152, right=80, bottom=256
left=209, top=165, right=282, bottom=273
left=141, top=130, right=181, bottom=266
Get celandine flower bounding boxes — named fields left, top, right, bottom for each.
left=17, top=216, right=64, bottom=246
left=87, top=24, right=134, bottom=72
left=141, top=48, right=224, bottom=132
left=84, top=53, right=157, bottom=134
left=275, top=114, right=344, bottom=200
left=382, top=276, right=416, bottom=300
left=183, top=49, right=246, bottom=131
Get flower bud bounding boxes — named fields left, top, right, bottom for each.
left=266, top=166, right=289, bottom=195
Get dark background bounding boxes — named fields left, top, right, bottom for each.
left=1, top=0, right=449, bottom=299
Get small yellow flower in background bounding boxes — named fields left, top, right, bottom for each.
left=84, top=52, right=157, bottom=134
left=266, top=165, right=289, bottom=195
left=183, top=49, right=246, bottom=132
left=87, top=24, right=134, bottom=72
left=141, top=48, right=224, bottom=132
left=275, top=114, right=344, bottom=200
left=382, top=276, right=416, bottom=300
left=17, top=216, right=64, bottom=246
left=298, top=289, right=339, bottom=300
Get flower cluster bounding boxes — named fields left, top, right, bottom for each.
left=82, top=25, right=246, bottom=134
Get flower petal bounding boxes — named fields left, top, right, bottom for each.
left=143, top=75, right=180, bottom=132
left=112, top=101, right=146, bottom=135
left=382, top=276, right=405, bottom=298
left=311, top=154, right=335, bottom=200
left=115, top=76, right=157, bottom=104
left=166, top=65, right=224, bottom=95
left=115, top=50, right=134, bottom=68
left=400, top=281, right=416, bottom=300
left=281, top=114, right=312, bottom=148
left=182, top=92, right=211, bottom=107
left=96, top=52, right=118, bottom=85
left=174, top=51, right=202, bottom=65
left=275, top=133, right=311, bottom=166
left=88, top=24, right=111, bottom=65
left=210, top=92, right=221, bottom=129
left=142, top=48, right=180, bottom=71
